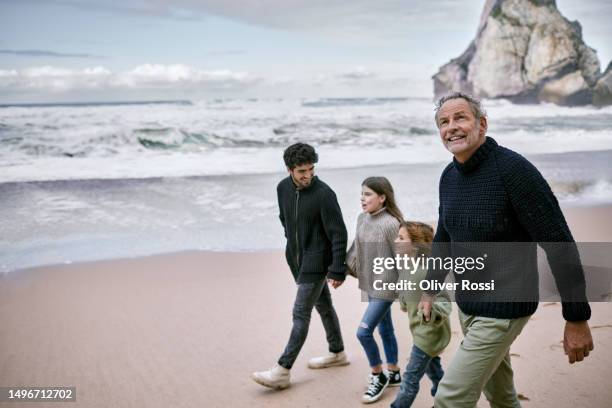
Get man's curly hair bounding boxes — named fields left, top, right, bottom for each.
left=283, top=143, right=318, bottom=169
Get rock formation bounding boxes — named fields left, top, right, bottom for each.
left=433, top=0, right=611, bottom=106
left=593, top=62, right=612, bottom=106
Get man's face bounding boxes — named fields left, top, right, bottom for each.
left=288, top=163, right=315, bottom=189
left=436, top=98, right=487, bottom=163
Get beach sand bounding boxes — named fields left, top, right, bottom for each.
left=1, top=204, right=611, bottom=408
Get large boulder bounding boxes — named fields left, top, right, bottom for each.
left=593, top=62, right=612, bottom=106
left=433, top=0, right=611, bottom=106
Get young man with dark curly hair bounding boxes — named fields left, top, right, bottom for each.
left=252, top=143, right=350, bottom=389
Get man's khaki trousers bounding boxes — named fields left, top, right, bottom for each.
left=434, top=310, right=530, bottom=408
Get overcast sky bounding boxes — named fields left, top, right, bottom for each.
left=1, top=0, right=610, bottom=103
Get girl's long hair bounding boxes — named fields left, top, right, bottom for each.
left=362, top=176, right=404, bottom=225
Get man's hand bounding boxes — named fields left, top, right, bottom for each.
left=328, top=279, right=344, bottom=289
left=418, top=293, right=434, bottom=322
left=564, top=320, right=594, bottom=364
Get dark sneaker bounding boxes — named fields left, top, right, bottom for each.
left=387, top=369, right=401, bottom=387
left=361, top=372, right=389, bottom=404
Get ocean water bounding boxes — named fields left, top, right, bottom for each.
left=1, top=97, right=611, bottom=272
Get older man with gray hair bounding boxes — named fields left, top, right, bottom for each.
left=419, top=92, right=594, bottom=407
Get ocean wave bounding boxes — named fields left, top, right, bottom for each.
left=136, top=129, right=270, bottom=150
left=0, top=100, right=193, bottom=109
left=552, top=179, right=612, bottom=205
left=550, top=180, right=596, bottom=198
left=484, top=98, right=612, bottom=117
left=3, top=120, right=438, bottom=158
left=301, top=97, right=413, bottom=108
left=137, top=137, right=180, bottom=150
left=494, top=113, right=612, bottom=133
left=1, top=97, right=611, bottom=182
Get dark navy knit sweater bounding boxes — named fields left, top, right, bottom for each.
left=425, top=137, right=591, bottom=321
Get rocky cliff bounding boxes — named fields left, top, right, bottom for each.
left=433, top=0, right=611, bottom=106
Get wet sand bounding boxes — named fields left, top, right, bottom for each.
left=1, top=204, right=611, bottom=407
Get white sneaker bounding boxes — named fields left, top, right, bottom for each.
left=252, top=364, right=290, bottom=389
left=307, top=351, right=350, bottom=369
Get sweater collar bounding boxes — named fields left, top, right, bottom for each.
left=453, top=136, right=497, bottom=174
left=367, top=207, right=387, bottom=217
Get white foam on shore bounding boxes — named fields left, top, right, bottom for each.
left=2, top=98, right=612, bottom=271
left=2, top=133, right=612, bottom=183
left=484, top=98, right=612, bottom=117
left=562, top=179, right=612, bottom=205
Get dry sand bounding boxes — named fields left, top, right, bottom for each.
left=1, top=204, right=611, bottom=408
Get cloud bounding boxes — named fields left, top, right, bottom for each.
left=117, top=64, right=259, bottom=89
left=309, top=67, right=376, bottom=85
left=0, top=66, right=112, bottom=92
left=40, top=0, right=481, bottom=42
left=49, top=0, right=205, bottom=21
left=0, top=63, right=431, bottom=99
left=0, top=49, right=105, bottom=59
left=336, top=66, right=376, bottom=81
left=0, top=64, right=260, bottom=93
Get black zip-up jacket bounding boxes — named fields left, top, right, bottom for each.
left=277, top=175, right=348, bottom=283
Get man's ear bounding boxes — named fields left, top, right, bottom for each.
left=479, top=116, right=488, bottom=137
left=287, top=166, right=292, bottom=174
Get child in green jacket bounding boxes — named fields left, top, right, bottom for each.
left=390, top=221, right=451, bottom=408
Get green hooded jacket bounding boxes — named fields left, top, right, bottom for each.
left=397, top=266, right=452, bottom=357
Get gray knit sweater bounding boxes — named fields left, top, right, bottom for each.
left=347, top=208, right=401, bottom=300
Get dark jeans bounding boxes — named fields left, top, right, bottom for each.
left=390, top=344, right=444, bottom=408
left=278, top=278, right=344, bottom=369
left=356, top=296, right=398, bottom=367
